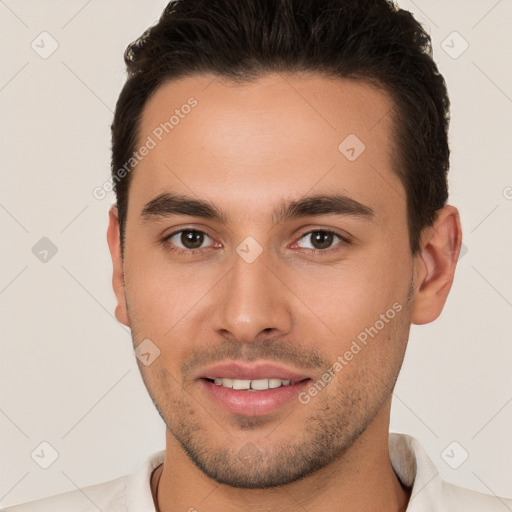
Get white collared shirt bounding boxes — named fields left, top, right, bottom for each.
left=4, top=433, right=511, bottom=511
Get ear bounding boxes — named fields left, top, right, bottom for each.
left=106, top=205, right=131, bottom=328
left=411, top=205, right=463, bottom=325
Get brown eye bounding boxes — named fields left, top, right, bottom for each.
left=296, top=230, right=347, bottom=251
left=166, top=229, right=212, bottom=251
left=310, top=231, right=334, bottom=249
left=180, top=230, right=205, bottom=249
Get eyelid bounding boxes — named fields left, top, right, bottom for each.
left=163, top=225, right=215, bottom=241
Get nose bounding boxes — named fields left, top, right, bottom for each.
left=211, top=247, right=293, bottom=344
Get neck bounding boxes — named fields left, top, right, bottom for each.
left=153, top=409, right=410, bottom=512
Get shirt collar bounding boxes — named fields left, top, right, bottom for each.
left=389, top=432, right=442, bottom=510
left=125, top=450, right=165, bottom=512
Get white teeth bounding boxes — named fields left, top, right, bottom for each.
left=250, top=379, right=270, bottom=390
left=268, top=378, right=282, bottom=389
left=212, top=378, right=294, bottom=390
left=232, top=379, right=251, bottom=390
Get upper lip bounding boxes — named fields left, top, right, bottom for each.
left=197, top=361, right=311, bottom=381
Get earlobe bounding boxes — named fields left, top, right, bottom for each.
left=411, top=205, right=462, bottom=325
left=106, top=205, right=131, bottom=328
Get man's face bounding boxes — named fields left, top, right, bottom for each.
left=115, top=73, right=417, bottom=487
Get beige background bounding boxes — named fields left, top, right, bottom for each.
left=1, top=0, right=511, bottom=507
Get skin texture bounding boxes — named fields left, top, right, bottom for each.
left=107, top=72, right=462, bottom=511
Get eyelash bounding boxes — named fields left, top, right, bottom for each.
left=161, top=228, right=352, bottom=256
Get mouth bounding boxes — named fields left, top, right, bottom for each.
left=197, top=362, right=312, bottom=417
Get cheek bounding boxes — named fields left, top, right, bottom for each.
left=124, top=247, right=207, bottom=331
left=320, top=306, right=409, bottom=406
left=123, top=254, right=227, bottom=379
left=284, top=250, right=411, bottom=378
left=287, top=253, right=408, bottom=333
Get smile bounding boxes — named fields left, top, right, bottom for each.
left=208, top=377, right=296, bottom=390
left=197, top=361, right=313, bottom=416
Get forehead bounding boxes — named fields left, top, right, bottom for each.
left=130, top=72, right=403, bottom=222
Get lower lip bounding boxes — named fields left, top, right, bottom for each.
left=200, top=379, right=310, bottom=417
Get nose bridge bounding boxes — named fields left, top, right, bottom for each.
left=213, top=244, right=292, bottom=342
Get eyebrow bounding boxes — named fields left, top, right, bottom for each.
left=140, top=192, right=375, bottom=224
